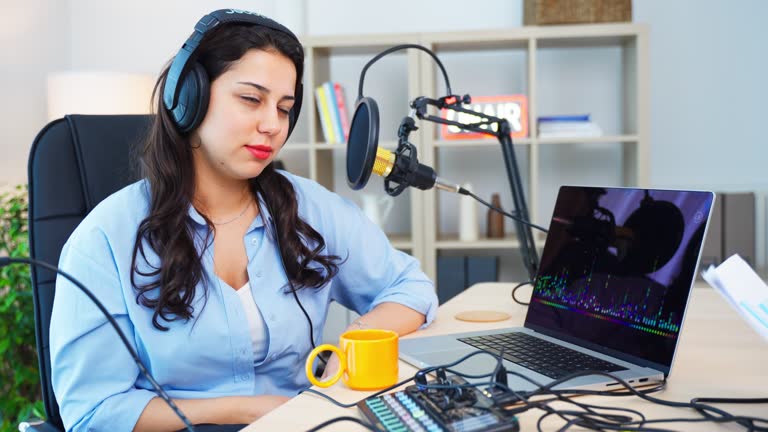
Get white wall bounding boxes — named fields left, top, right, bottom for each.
left=65, top=0, right=303, bottom=74
left=306, top=0, right=522, bottom=35
left=7, top=0, right=765, bottom=189
left=634, top=0, right=768, bottom=191
left=0, top=0, right=69, bottom=187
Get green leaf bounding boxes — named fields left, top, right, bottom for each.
left=0, top=184, right=41, bottom=428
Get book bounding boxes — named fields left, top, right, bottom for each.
left=537, top=114, right=591, bottom=123
left=333, top=82, right=350, bottom=142
left=538, top=119, right=603, bottom=138
left=323, top=81, right=343, bottom=144
left=314, top=85, right=335, bottom=143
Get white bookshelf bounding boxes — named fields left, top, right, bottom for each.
left=299, top=23, right=649, bottom=288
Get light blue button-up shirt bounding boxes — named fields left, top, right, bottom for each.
left=50, top=172, right=437, bottom=432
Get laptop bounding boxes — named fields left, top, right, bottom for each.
left=401, top=186, right=715, bottom=392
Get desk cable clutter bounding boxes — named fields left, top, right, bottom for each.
left=302, top=348, right=768, bottom=432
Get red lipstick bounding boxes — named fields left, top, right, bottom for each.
left=245, top=145, right=272, bottom=160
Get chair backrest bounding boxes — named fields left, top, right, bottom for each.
left=27, top=114, right=152, bottom=428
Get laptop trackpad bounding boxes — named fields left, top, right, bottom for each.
left=414, top=351, right=497, bottom=376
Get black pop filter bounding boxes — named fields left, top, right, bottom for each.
left=346, top=97, right=379, bottom=190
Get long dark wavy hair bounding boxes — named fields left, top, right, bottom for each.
left=131, top=23, right=341, bottom=331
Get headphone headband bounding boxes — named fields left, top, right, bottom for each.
left=163, top=9, right=301, bottom=111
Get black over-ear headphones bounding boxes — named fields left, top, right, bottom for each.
left=163, top=8, right=304, bottom=135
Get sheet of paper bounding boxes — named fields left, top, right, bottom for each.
left=701, top=254, right=768, bottom=342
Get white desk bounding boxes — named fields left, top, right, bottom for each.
left=244, top=283, right=768, bottom=431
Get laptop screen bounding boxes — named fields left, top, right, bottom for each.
left=525, top=186, right=714, bottom=371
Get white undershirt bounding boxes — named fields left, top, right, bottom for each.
left=236, top=282, right=269, bottom=363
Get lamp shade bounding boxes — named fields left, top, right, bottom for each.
left=47, top=72, right=156, bottom=121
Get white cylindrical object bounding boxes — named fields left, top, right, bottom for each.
left=47, top=71, right=156, bottom=121
left=459, top=183, right=479, bottom=241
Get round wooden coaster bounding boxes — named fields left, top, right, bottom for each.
left=454, top=310, right=511, bottom=322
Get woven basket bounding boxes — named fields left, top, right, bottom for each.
left=524, top=0, right=632, bottom=25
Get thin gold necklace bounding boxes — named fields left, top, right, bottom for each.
left=211, top=199, right=253, bottom=225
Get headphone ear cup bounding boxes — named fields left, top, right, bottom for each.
left=286, top=83, right=303, bottom=139
left=172, top=62, right=210, bottom=133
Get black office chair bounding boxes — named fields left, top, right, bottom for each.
left=27, top=114, right=152, bottom=431
left=26, top=114, right=266, bottom=431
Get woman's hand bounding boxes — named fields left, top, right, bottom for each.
left=237, top=395, right=291, bottom=423
left=319, top=353, right=342, bottom=381
left=135, top=394, right=291, bottom=431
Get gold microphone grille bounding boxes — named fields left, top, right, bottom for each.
left=373, top=148, right=396, bottom=178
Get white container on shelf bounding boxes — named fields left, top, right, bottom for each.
left=459, top=183, right=479, bottom=241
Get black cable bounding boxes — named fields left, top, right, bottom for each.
left=304, top=415, right=380, bottom=432
left=358, top=44, right=451, bottom=100
left=551, top=381, right=667, bottom=397
left=439, top=351, right=768, bottom=431
left=300, top=348, right=505, bottom=409
left=254, top=181, right=327, bottom=367
left=0, top=257, right=195, bottom=432
left=301, top=347, right=653, bottom=431
left=458, top=187, right=549, bottom=233
left=511, top=280, right=534, bottom=306
left=627, top=415, right=768, bottom=428
left=691, top=396, right=768, bottom=405
left=301, top=375, right=416, bottom=409
left=518, top=368, right=768, bottom=431
left=486, top=378, right=646, bottom=432
left=436, top=352, right=767, bottom=431
left=304, top=345, right=768, bottom=432
left=480, top=368, right=649, bottom=430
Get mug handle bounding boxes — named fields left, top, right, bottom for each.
left=305, top=344, right=346, bottom=388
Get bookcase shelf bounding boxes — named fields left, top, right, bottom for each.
left=301, top=22, right=649, bottom=288
left=388, top=235, right=413, bottom=250
left=434, top=138, right=533, bottom=148
left=435, top=234, right=547, bottom=250
left=537, top=134, right=639, bottom=145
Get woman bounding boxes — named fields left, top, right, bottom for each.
left=49, top=9, right=437, bottom=432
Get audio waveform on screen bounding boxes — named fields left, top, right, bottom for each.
left=532, top=270, right=680, bottom=338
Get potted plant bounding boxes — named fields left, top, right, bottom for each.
left=0, top=185, right=44, bottom=430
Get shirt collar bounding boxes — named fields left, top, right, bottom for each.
left=186, top=190, right=274, bottom=233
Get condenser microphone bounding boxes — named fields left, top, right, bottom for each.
left=345, top=97, right=460, bottom=196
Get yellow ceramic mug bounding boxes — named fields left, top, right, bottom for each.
left=305, top=329, right=399, bottom=390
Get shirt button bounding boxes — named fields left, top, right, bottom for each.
left=251, top=238, right=258, bottom=245
left=255, top=271, right=262, bottom=278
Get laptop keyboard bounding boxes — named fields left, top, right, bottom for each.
left=458, top=332, right=628, bottom=379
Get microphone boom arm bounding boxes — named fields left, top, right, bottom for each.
left=408, top=95, right=540, bottom=279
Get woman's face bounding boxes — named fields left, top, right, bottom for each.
left=193, top=48, right=297, bottom=180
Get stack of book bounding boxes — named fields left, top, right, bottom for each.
left=537, top=114, right=603, bottom=138
left=314, top=81, right=350, bottom=144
